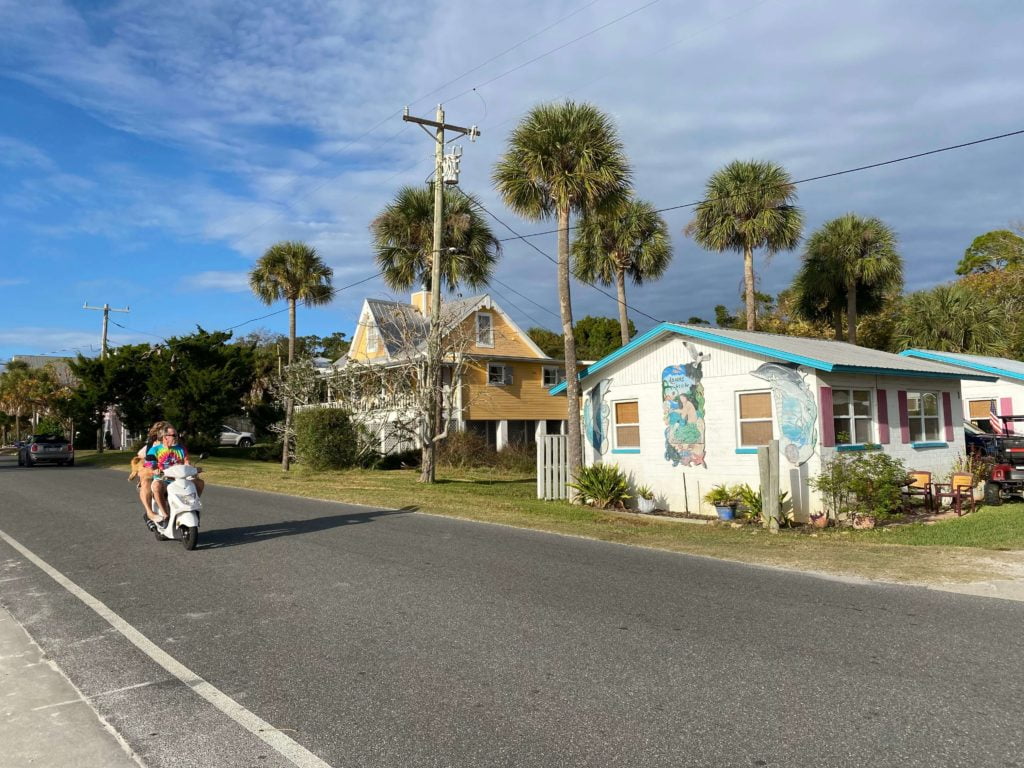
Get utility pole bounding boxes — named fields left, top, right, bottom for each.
left=83, top=302, right=129, bottom=452
left=402, top=105, right=479, bottom=483
left=83, top=302, right=130, bottom=359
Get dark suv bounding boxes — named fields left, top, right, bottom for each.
left=18, top=434, right=75, bottom=467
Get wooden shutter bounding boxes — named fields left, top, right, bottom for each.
left=897, top=390, right=910, bottom=443
left=1001, top=397, right=1014, bottom=434
left=819, top=386, right=834, bottom=447
left=942, top=392, right=954, bottom=442
left=876, top=389, right=890, bottom=445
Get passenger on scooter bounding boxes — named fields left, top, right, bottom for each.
left=146, top=423, right=204, bottom=523
left=138, top=420, right=169, bottom=524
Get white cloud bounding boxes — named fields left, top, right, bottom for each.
left=181, top=270, right=251, bottom=292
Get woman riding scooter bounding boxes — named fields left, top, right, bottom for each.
left=145, top=423, right=204, bottom=523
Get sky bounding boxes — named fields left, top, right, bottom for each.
left=1, top=0, right=1022, bottom=363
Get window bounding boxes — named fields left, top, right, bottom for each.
left=968, top=398, right=996, bottom=432
left=613, top=400, right=640, bottom=450
left=542, top=366, right=565, bottom=387
left=832, top=389, right=872, bottom=444
left=476, top=312, right=494, bottom=347
left=488, top=363, right=512, bottom=386
left=366, top=324, right=380, bottom=354
left=737, top=391, right=774, bottom=447
left=907, top=391, right=941, bottom=442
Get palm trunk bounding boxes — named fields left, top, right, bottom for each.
left=744, top=244, right=756, bottom=331
left=559, top=205, right=583, bottom=499
left=846, top=281, right=858, bottom=345
left=282, top=299, right=297, bottom=471
left=833, top=310, right=844, bottom=340
left=616, top=267, right=630, bottom=346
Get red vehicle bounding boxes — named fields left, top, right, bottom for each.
left=982, top=416, right=1024, bottom=505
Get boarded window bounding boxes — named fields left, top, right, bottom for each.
left=968, top=399, right=994, bottom=419
left=737, top=391, right=773, bottom=447
left=614, top=400, right=640, bottom=449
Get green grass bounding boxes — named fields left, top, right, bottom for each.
left=77, top=448, right=1024, bottom=586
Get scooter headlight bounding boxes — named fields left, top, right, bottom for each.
left=175, top=493, right=197, bottom=505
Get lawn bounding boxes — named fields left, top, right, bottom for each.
left=79, top=448, right=1024, bottom=586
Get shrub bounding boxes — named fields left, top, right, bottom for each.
left=495, top=441, right=535, bottom=473
left=811, top=452, right=908, bottom=521
left=293, top=407, right=362, bottom=470
left=950, top=452, right=992, bottom=485
left=568, top=463, right=632, bottom=509
left=703, top=483, right=739, bottom=507
left=437, top=429, right=494, bottom=469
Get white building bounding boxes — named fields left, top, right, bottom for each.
left=901, top=350, right=1024, bottom=434
left=550, top=324, right=993, bottom=519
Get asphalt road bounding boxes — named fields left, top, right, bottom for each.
left=1, top=456, right=1022, bottom=768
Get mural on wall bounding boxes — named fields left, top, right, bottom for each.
left=663, top=344, right=709, bottom=467
left=583, top=378, right=613, bottom=455
left=752, top=362, right=817, bottom=465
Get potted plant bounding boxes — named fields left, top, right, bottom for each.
left=635, top=484, right=657, bottom=514
left=703, top=484, right=738, bottom=520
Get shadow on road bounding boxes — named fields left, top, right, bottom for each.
left=198, top=505, right=418, bottom=549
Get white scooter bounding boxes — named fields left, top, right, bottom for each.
left=149, top=464, right=203, bottom=550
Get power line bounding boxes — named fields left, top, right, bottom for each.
left=497, top=127, right=1024, bottom=243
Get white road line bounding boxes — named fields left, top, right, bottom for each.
left=0, top=528, right=335, bottom=768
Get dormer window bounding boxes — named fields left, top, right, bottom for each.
left=476, top=312, right=494, bottom=347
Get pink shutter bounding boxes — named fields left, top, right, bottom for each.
left=820, top=386, right=834, bottom=447
left=1000, top=397, right=1014, bottom=434
left=876, top=389, right=890, bottom=445
left=897, top=390, right=910, bottom=444
left=942, top=392, right=954, bottom=442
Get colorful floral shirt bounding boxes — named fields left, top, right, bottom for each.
left=144, top=443, right=187, bottom=472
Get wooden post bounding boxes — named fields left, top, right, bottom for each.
left=758, top=440, right=781, bottom=526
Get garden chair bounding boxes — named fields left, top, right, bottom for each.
left=933, top=472, right=976, bottom=517
left=901, top=470, right=934, bottom=512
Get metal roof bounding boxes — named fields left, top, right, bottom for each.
left=900, top=349, right=1024, bottom=382
left=549, top=323, right=995, bottom=395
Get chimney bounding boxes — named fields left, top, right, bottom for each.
left=410, top=290, right=430, bottom=315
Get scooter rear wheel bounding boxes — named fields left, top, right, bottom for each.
left=181, top=526, right=198, bottom=550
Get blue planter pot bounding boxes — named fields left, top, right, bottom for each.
left=715, top=505, right=735, bottom=521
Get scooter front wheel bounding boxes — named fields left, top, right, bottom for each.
left=181, top=526, right=198, bottom=550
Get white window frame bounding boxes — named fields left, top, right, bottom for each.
left=542, top=365, right=565, bottom=388
left=907, top=390, right=942, bottom=443
left=832, top=388, right=874, bottom=445
left=487, top=363, right=512, bottom=386
left=366, top=324, right=380, bottom=354
left=476, top=312, right=494, bottom=347
left=612, top=399, right=640, bottom=451
left=735, top=390, right=774, bottom=448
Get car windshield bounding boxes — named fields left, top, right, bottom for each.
left=222, top=426, right=237, bottom=433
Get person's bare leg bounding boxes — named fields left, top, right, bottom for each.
left=194, top=477, right=205, bottom=497
left=153, top=482, right=170, bottom=520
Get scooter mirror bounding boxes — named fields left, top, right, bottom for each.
left=198, top=453, right=209, bottom=460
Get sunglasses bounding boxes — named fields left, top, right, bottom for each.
left=164, top=433, right=177, bottom=438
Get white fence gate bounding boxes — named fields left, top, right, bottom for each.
left=536, top=434, right=568, bottom=500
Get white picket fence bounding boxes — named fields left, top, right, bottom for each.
left=536, top=434, right=568, bottom=500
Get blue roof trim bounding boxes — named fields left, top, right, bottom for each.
left=830, top=364, right=995, bottom=381
left=900, top=349, right=1021, bottom=382
left=548, top=327, right=996, bottom=396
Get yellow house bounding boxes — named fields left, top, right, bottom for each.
left=337, top=291, right=567, bottom=450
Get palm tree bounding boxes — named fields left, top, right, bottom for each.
left=372, top=185, right=500, bottom=294
left=686, top=160, right=803, bottom=331
left=494, top=101, right=631, bottom=490
left=250, top=241, right=334, bottom=470
left=572, top=198, right=672, bottom=346
left=371, top=185, right=501, bottom=483
left=894, top=283, right=1008, bottom=355
left=795, top=214, right=901, bottom=344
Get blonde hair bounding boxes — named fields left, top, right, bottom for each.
left=146, top=421, right=170, bottom=444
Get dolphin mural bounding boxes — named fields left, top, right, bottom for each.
left=752, top=362, right=817, bottom=465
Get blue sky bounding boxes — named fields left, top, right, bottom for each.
left=1, top=0, right=1022, bottom=362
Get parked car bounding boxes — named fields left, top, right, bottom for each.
left=219, top=425, right=254, bottom=447
left=18, top=434, right=74, bottom=467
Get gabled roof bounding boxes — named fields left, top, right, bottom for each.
left=352, top=293, right=549, bottom=362
left=900, top=349, right=1024, bottom=383
left=549, top=323, right=996, bottom=394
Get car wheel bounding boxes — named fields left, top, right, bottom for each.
left=238, top=437, right=253, bottom=448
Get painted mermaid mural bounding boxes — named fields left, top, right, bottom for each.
left=752, top=363, right=817, bottom=465
left=663, top=344, right=709, bottom=467
left=583, top=378, right=613, bottom=455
